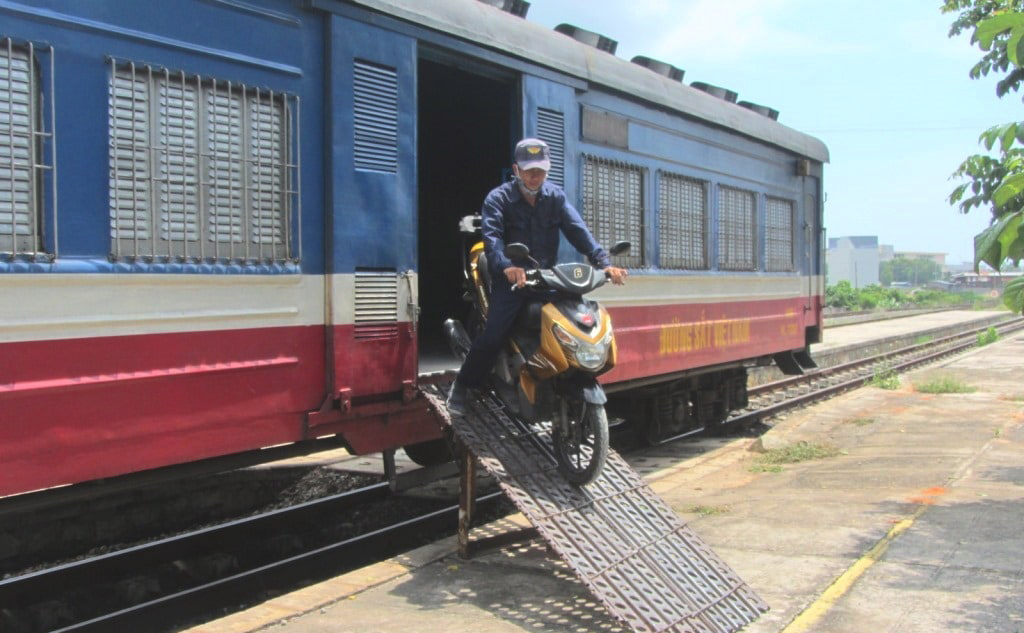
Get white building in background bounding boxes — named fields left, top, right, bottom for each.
left=826, top=236, right=879, bottom=288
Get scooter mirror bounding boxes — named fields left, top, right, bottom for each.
left=505, top=243, right=531, bottom=260
left=609, top=241, right=631, bottom=256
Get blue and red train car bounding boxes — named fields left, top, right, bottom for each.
left=0, top=0, right=827, bottom=498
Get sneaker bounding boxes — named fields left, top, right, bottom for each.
left=446, top=380, right=469, bottom=417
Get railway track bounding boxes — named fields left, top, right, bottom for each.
left=0, top=478, right=509, bottom=633
left=3, top=315, right=1020, bottom=633
left=734, top=316, right=1024, bottom=427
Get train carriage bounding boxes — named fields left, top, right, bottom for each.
left=0, top=0, right=827, bottom=499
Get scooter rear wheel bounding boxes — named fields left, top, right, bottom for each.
left=552, top=400, right=609, bottom=486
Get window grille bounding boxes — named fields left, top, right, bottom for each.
left=536, top=108, right=565, bottom=187
left=108, top=60, right=300, bottom=263
left=658, top=172, right=707, bottom=269
left=1, top=38, right=54, bottom=259
left=353, top=60, right=398, bottom=173
left=581, top=154, right=643, bottom=268
left=717, top=185, right=756, bottom=271
left=765, top=196, right=795, bottom=272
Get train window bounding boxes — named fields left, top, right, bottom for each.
left=581, top=154, right=644, bottom=268
left=717, top=185, right=756, bottom=271
left=765, top=197, right=795, bottom=272
left=353, top=60, right=398, bottom=173
left=657, top=172, right=707, bottom=269
left=108, top=60, right=299, bottom=264
left=536, top=108, right=565, bottom=187
left=1, top=38, right=54, bottom=260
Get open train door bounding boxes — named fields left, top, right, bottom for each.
left=414, top=54, right=515, bottom=375
left=324, top=14, right=418, bottom=407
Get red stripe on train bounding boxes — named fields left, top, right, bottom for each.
left=604, top=296, right=822, bottom=384
left=0, top=327, right=325, bottom=496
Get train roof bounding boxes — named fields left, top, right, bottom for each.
left=339, top=0, right=830, bottom=163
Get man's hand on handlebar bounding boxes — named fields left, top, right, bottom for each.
left=605, top=266, right=628, bottom=285
left=504, top=266, right=527, bottom=289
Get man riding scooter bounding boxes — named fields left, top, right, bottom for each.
left=446, top=138, right=628, bottom=416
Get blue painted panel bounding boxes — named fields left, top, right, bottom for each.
left=572, top=90, right=818, bottom=277
left=0, top=0, right=326, bottom=274
left=521, top=75, right=592, bottom=265
left=328, top=15, right=416, bottom=274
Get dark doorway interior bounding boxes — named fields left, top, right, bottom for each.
left=416, top=57, right=514, bottom=373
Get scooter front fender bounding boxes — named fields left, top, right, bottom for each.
left=560, top=373, right=607, bottom=404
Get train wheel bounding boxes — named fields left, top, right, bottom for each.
left=402, top=439, right=454, bottom=467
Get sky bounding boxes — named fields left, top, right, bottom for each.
left=523, top=0, right=1022, bottom=265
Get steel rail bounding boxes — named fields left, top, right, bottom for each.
left=2, top=477, right=504, bottom=633
left=44, top=490, right=504, bottom=633
left=732, top=318, right=1024, bottom=427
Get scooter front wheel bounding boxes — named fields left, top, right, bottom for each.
left=552, top=400, right=609, bottom=486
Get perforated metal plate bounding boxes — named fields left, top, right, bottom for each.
left=423, top=385, right=767, bottom=633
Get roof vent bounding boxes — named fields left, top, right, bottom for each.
left=690, top=81, right=738, bottom=103
left=738, top=101, right=779, bottom=120
left=554, top=24, right=617, bottom=54
left=477, top=0, right=530, bottom=17
left=631, top=56, right=684, bottom=82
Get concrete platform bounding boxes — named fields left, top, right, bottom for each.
left=186, top=325, right=1024, bottom=633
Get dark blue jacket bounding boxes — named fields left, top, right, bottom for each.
left=480, top=180, right=610, bottom=274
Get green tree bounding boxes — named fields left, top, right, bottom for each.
left=879, top=260, right=894, bottom=286
left=880, top=258, right=941, bottom=285
left=944, top=1, right=1024, bottom=313
left=825, top=280, right=857, bottom=309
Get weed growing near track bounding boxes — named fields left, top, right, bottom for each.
left=846, top=417, right=875, bottom=426
left=977, top=326, right=999, bottom=346
left=914, top=376, right=976, bottom=394
left=749, top=441, right=842, bottom=473
left=869, top=366, right=901, bottom=390
left=685, top=505, right=730, bottom=517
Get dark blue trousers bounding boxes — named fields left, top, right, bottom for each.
left=456, top=282, right=527, bottom=389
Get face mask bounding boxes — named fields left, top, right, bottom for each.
left=513, top=166, right=542, bottom=197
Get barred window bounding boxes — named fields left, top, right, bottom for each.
left=765, top=197, right=795, bottom=272
left=1, top=38, right=54, bottom=259
left=581, top=154, right=644, bottom=267
left=658, top=172, right=707, bottom=269
left=717, top=185, right=756, bottom=271
left=108, top=60, right=300, bottom=263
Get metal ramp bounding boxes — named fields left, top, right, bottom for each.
left=422, top=385, right=767, bottom=633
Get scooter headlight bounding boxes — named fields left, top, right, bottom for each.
left=554, top=324, right=611, bottom=371
left=552, top=323, right=579, bottom=350
left=574, top=341, right=609, bottom=370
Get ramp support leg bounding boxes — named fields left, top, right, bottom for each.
left=457, top=441, right=476, bottom=559
left=383, top=449, right=398, bottom=492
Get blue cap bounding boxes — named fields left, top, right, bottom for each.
left=514, top=138, right=551, bottom=172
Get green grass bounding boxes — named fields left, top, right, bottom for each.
left=846, top=417, right=875, bottom=427
left=977, top=326, right=999, bottom=347
left=685, top=504, right=730, bottom=517
left=914, top=376, right=976, bottom=394
left=869, top=366, right=901, bottom=390
left=750, top=441, right=843, bottom=473
left=913, top=334, right=934, bottom=345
